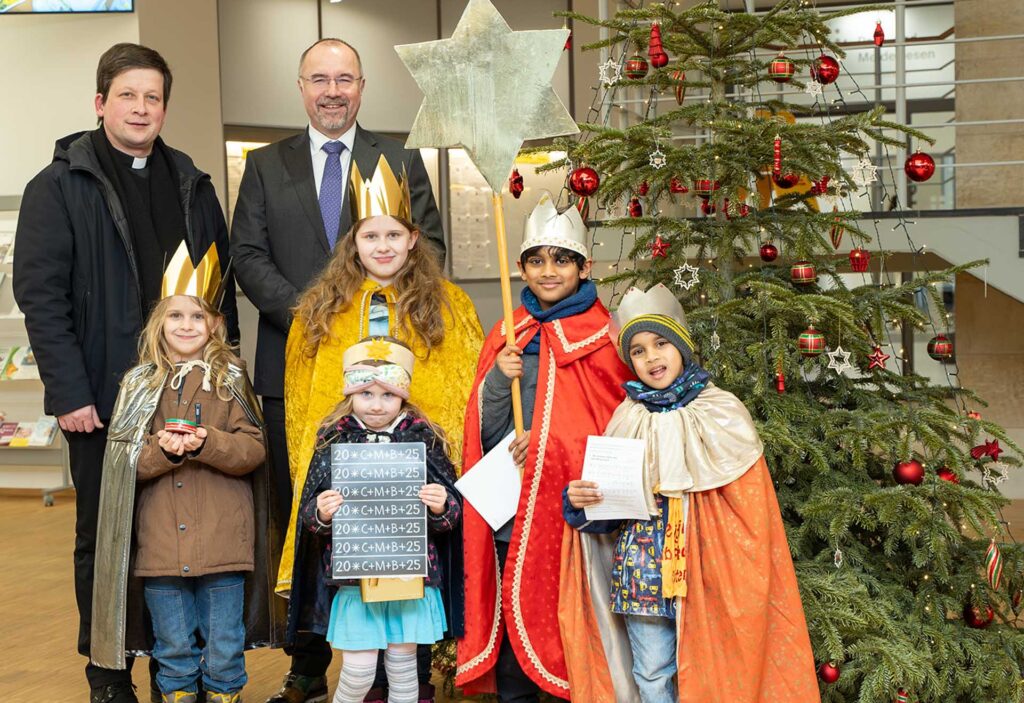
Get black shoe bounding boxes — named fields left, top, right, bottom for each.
left=91, top=681, right=140, bottom=703
left=264, top=672, right=328, bottom=703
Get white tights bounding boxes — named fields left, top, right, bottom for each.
left=332, top=643, right=419, bottom=703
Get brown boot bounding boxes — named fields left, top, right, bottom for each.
left=263, top=673, right=328, bottom=703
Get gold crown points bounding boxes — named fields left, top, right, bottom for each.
left=342, top=338, right=416, bottom=377
left=349, top=155, right=413, bottom=222
left=160, top=241, right=223, bottom=306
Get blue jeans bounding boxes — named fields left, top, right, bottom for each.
left=144, top=572, right=247, bottom=694
left=624, top=614, right=678, bottom=703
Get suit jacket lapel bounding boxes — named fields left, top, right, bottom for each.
left=344, top=125, right=382, bottom=236
left=282, top=131, right=331, bottom=255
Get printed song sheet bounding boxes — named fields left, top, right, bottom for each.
left=582, top=436, right=650, bottom=521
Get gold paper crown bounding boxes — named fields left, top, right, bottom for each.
left=349, top=155, right=413, bottom=223
left=160, top=241, right=226, bottom=307
left=342, top=337, right=415, bottom=377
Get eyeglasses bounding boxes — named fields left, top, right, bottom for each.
left=300, top=75, right=363, bottom=90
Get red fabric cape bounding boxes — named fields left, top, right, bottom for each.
left=456, top=301, right=632, bottom=698
left=560, top=457, right=821, bottom=702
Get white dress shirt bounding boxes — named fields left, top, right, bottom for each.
left=308, top=122, right=357, bottom=202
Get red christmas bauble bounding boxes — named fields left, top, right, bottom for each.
left=773, top=172, right=800, bottom=188
left=569, top=166, right=600, bottom=197
left=672, top=69, right=686, bottom=105
left=669, top=177, right=688, bottom=193
left=893, top=459, right=925, bottom=486
left=700, top=199, right=716, bottom=215
left=927, top=334, right=954, bottom=361
left=628, top=197, right=643, bottom=218
left=625, top=54, right=649, bottom=80
left=769, top=54, right=796, bottom=83
left=849, top=247, right=870, bottom=272
left=637, top=180, right=650, bottom=196
left=874, top=21, right=885, bottom=47
left=964, top=603, right=994, bottom=629
left=738, top=203, right=751, bottom=217
left=693, top=179, right=720, bottom=198
left=895, top=690, right=909, bottom=703
left=936, top=466, right=960, bottom=484
left=759, top=243, right=779, bottom=262
left=811, top=175, right=831, bottom=195
left=904, top=151, right=936, bottom=183
left=968, top=410, right=982, bottom=420
left=775, top=371, right=786, bottom=394
left=798, top=326, right=826, bottom=358
left=509, top=168, right=524, bottom=199
left=790, top=260, right=816, bottom=285
left=648, top=24, right=669, bottom=68
left=817, top=661, right=841, bottom=684
left=811, top=55, right=840, bottom=85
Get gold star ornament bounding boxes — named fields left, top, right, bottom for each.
left=395, top=0, right=579, bottom=193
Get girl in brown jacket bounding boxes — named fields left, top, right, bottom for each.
left=131, top=292, right=265, bottom=703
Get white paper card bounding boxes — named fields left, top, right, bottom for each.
left=582, top=436, right=649, bottom=521
left=455, top=431, right=521, bottom=531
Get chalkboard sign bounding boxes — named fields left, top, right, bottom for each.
left=330, top=442, right=428, bottom=579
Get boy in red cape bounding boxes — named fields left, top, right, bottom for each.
left=457, top=192, right=632, bottom=701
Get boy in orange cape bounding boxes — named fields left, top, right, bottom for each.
left=560, top=284, right=820, bottom=703
left=457, top=192, right=633, bottom=701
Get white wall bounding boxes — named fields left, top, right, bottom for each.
left=218, top=0, right=318, bottom=129
left=0, top=11, right=139, bottom=197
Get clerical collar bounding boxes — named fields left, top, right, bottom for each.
left=132, top=156, right=148, bottom=170
left=110, top=143, right=150, bottom=171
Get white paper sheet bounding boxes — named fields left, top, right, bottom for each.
left=454, top=431, right=521, bottom=531
left=582, top=436, right=650, bottom=521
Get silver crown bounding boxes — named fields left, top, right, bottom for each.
left=520, top=191, right=588, bottom=258
left=610, top=283, right=688, bottom=341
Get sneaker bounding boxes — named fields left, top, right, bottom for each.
left=207, top=693, right=242, bottom=703
left=91, top=682, right=140, bottom=703
left=363, top=687, right=387, bottom=703
left=160, top=693, right=198, bottom=703
left=418, top=682, right=436, bottom=703
left=264, top=672, right=328, bottom=703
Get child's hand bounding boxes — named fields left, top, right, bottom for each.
left=495, top=344, right=524, bottom=380
left=182, top=426, right=208, bottom=454
left=509, top=431, right=531, bottom=468
left=419, top=483, right=448, bottom=515
left=156, top=429, right=186, bottom=456
left=316, top=490, right=344, bottom=523
left=567, top=480, right=602, bottom=509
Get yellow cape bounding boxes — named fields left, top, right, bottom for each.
left=277, top=277, right=483, bottom=594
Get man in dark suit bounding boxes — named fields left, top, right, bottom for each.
left=230, top=38, right=443, bottom=703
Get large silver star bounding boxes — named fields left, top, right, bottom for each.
left=396, top=0, right=579, bottom=193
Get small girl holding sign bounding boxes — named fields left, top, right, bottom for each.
left=287, top=337, right=463, bottom=703
left=561, top=284, right=819, bottom=703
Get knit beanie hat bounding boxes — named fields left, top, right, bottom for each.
left=610, top=284, right=694, bottom=372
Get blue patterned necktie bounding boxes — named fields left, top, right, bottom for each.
left=319, top=140, right=346, bottom=249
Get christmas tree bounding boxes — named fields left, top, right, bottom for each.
left=548, top=1, right=1024, bottom=701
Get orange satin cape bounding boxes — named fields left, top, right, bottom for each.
left=560, top=456, right=821, bottom=703
left=456, top=301, right=632, bottom=699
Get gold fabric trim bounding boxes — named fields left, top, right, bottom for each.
left=509, top=348, right=570, bottom=691
left=456, top=547, right=503, bottom=677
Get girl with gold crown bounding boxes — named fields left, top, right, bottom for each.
left=90, top=242, right=283, bottom=703
left=281, top=156, right=483, bottom=699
